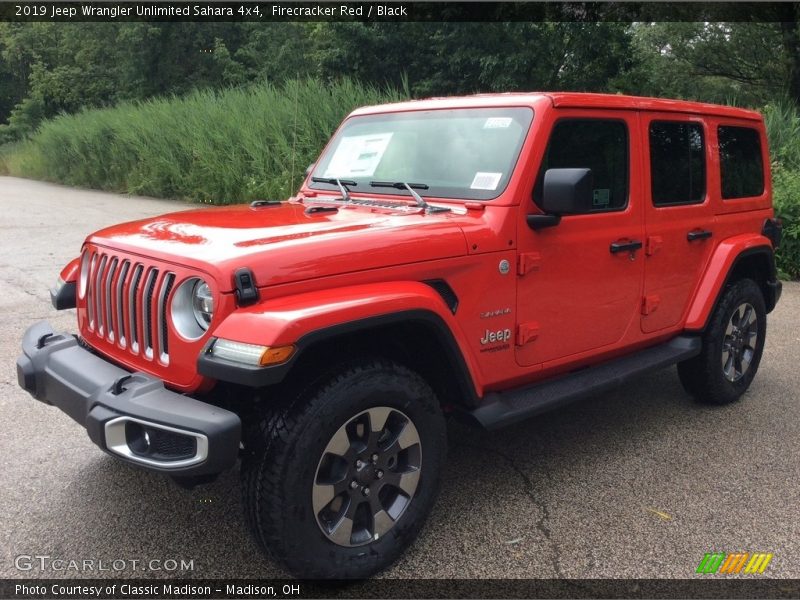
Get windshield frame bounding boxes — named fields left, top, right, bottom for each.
left=308, top=106, right=535, bottom=202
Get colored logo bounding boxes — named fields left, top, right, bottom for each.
left=697, top=552, right=773, bottom=574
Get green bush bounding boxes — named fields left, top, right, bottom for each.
left=6, top=79, right=407, bottom=203
left=771, top=165, right=800, bottom=279
left=763, top=99, right=800, bottom=279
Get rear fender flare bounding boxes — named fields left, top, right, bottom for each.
left=685, top=234, right=775, bottom=331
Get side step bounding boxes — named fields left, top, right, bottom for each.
left=469, top=335, right=701, bottom=430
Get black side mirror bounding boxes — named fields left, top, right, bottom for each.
left=541, top=168, right=593, bottom=214
left=528, top=168, right=593, bottom=230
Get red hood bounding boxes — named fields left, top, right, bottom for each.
left=87, top=201, right=469, bottom=291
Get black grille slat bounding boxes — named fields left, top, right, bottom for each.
left=104, top=258, right=118, bottom=342
left=128, top=264, right=144, bottom=352
left=142, top=268, right=158, bottom=358
left=95, top=255, right=108, bottom=335
left=158, top=273, right=176, bottom=361
left=115, top=260, right=130, bottom=347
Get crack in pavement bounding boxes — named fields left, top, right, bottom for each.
left=454, top=441, right=564, bottom=578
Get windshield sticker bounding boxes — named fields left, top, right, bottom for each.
left=470, top=172, right=503, bottom=190
left=323, top=132, right=393, bottom=178
left=484, top=117, right=513, bottom=129
left=593, top=189, right=611, bottom=207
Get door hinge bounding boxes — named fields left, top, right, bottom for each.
left=641, top=294, right=660, bottom=315
left=517, top=252, right=541, bottom=276
left=516, top=322, right=540, bottom=346
left=645, top=236, right=663, bottom=257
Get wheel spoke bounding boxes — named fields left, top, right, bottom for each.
left=324, top=426, right=352, bottom=458
left=329, top=516, right=354, bottom=546
left=397, top=468, right=421, bottom=496
left=734, top=355, right=744, bottom=378
left=723, top=353, right=735, bottom=379
left=373, top=509, right=395, bottom=538
left=312, top=483, right=336, bottom=514
left=367, top=406, right=392, bottom=435
left=396, top=420, right=420, bottom=450
left=725, top=320, right=735, bottom=336
left=735, top=304, right=745, bottom=326
left=721, top=348, right=731, bottom=367
left=743, top=305, right=755, bottom=328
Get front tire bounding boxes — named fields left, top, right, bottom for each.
left=240, top=360, right=446, bottom=579
left=678, top=278, right=767, bottom=405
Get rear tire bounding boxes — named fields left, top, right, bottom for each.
left=240, top=360, right=446, bottom=579
left=678, top=278, right=766, bottom=405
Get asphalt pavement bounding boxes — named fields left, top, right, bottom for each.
left=1, top=176, right=799, bottom=580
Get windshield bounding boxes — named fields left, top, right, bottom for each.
left=310, top=107, right=534, bottom=201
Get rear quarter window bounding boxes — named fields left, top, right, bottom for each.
left=718, top=126, right=764, bottom=199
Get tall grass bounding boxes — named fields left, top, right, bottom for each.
left=7, top=79, right=407, bottom=203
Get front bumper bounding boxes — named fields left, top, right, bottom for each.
left=16, top=321, right=241, bottom=477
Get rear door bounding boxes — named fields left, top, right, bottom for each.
left=640, top=113, right=716, bottom=333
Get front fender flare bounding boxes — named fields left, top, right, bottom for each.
left=198, top=282, right=480, bottom=400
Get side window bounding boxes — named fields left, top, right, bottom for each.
left=649, top=121, right=706, bottom=206
left=534, top=119, right=628, bottom=213
left=718, top=126, right=765, bottom=199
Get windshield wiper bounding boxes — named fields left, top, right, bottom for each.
left=311, top=177, right=356, bottom=202
left=370, top=181, right=440, bottom=211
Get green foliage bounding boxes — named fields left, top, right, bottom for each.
left=6, top=79, right=406, bottom=203
left=771, top=166, right=800, bottom=279
left=763, top=98, right=800, bottom=278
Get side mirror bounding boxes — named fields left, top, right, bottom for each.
left=540, top=168, right=593, bottom=215
left=528, top=168, right=593, bottom=231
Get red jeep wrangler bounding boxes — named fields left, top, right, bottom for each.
left=18, top=93, right=782, bottom=578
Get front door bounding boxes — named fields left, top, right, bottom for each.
left=516, top=110, right=645, bottom=367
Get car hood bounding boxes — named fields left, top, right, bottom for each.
left=87, top=201, right=469, bottom=291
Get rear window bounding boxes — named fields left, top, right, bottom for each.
left=718, top=126, right=764, bottom=199
left=649, top=121, right=706, bottom=206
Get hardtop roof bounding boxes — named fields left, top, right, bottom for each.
left=349, top=92, right=762, bottom=122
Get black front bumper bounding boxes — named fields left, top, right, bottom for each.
left=16, top=322, right=241, bottom=477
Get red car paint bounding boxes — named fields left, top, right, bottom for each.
left=65, top=93, right=777, bottom=399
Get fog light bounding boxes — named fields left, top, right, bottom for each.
left=211, top=339, right=295, bottom=366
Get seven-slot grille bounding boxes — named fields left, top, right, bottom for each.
left=83, top=249, right=176, bottom=364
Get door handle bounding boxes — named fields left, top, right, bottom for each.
left=609, top=239, right=643, bottom=253
left=687, top=229, right=712, bottom=241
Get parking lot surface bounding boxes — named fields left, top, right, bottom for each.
left=1, top=176, right=799, bottom=579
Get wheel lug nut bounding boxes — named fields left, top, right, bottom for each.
left=376, top=470, right=384, bottom=479
left=363, top=487, right=370, bottom=496
left=350, top=480, right=358, bottom=489
left=356, top=459, right=364, bottom=469
left=371, top=453, right=379, bottom=463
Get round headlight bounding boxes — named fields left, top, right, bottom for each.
left=171, top=278, right=214, bottom=340
left=192, top=280, right=213, bottom=330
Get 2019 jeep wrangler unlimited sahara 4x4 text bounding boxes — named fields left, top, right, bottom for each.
left=17, top=93, right=782, bottom=578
